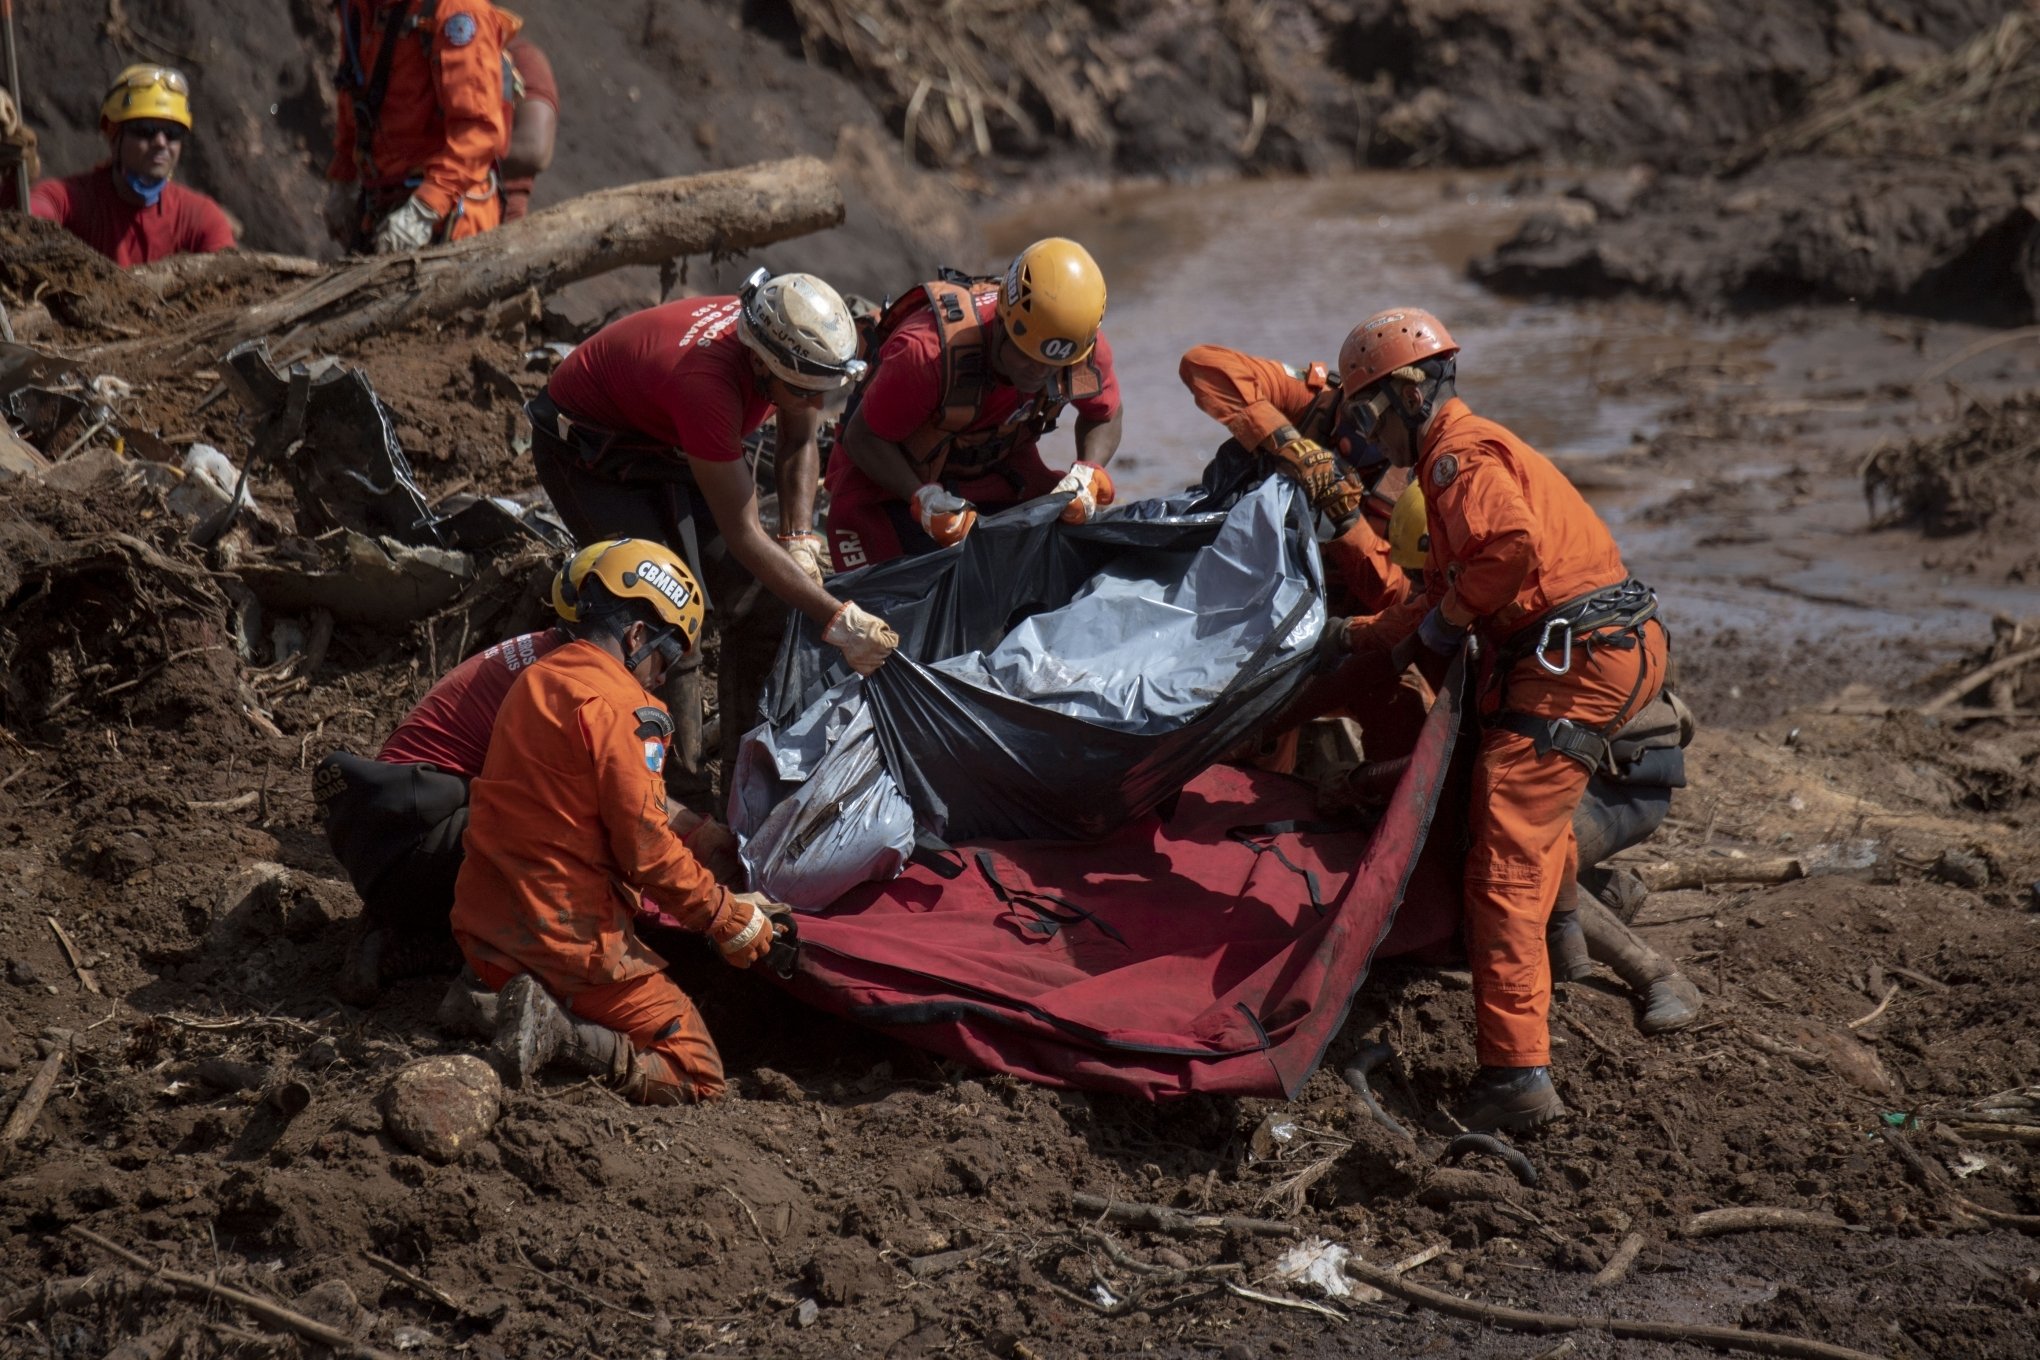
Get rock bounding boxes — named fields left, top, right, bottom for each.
left=380, top=1055, right=502, bottom=1164
left=944, top=1137, right=1005, bottom=1194
left=806, top=1239, right=887, bottom=1306
left=750, top=1067, right=807, bottom=1102
left=74, top=829, right=157, bottom=882
left=1929, top=848, right=1990, bottom=890
left=795, top=1298, right=820, bottom=1328
left=6, top=958, right=39, bottom=987
left=293, top=1279, right=367, bottom=1336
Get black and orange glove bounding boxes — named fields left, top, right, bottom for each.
left=1266, top=435, right=1342, bottom=509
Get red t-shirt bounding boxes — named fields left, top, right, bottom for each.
left=500, top=35, right=558, bottom=223
left=859, top=289, right=1121, bottom=445
left=378, top=630, right=567, bottom=776
left=29, top=167, right=236, bottom=267
left=544, top=295, right=769, bottom=463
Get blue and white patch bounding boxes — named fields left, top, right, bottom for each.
left=443, top=12, right=478, bottom=46
left=643, top=739, right=665, bottom=774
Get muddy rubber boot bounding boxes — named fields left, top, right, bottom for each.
left=490, top=973, right=571, bottom=1089
left=1545, top=910, right=1595, bottom=984
left=1454, top=1066, right=1567, bottom=1133
left=435, top=967, right=498, bottom=1038
left=1580, top=864, right=1650, bottom=924
left=1577, top=897, right=1703, bottom=1035
left=336, top=924, right=391, bottom=1006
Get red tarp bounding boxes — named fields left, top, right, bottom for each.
left=774, top=658, right=1469, bottom=1099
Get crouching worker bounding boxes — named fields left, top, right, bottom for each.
left=314, top=544, right=738, bottom=1003
left=448, top=539, right=788, bottom=1103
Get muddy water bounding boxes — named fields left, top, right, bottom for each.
left=985, top=174, right=2038, bottom=707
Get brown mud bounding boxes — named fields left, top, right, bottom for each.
left=5, top=3, right=2040, bottom=1358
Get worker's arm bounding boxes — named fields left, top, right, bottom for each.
left=688, top=454, right=845, bottom=626
left=1178, top=344, right=1323, bottom=451
left=840, top=404, right=930, bottom=503
left=771, top=401, right=822, bottom=536
left=1073, top=406, right=1123, bottom=467
left=414, top=2, right=509, bottom=219
left=1431, top=446, right=1535, bottom=628
left=502, top=97, right=556, bottom=179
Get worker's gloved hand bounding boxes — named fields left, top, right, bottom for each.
left=1052, top=460, right=1115, bottom=525
left=1315, top=615, right=1351, bottom=670
left=672, top=806, right=742, bottom=883
left=823, top=601, right=899, bottom=676
left=912, top=483, right=977, bottom=547
left=1266, top=435, right=1342, bottom=508
left=717, top=891, right=785, bottom=969
left=1317, top=473, right=1369, bottom=530
left=1417, top=606, right=1466, bottom=656
left=323, top=182, right=360, bottom=245
left=778, top=531, right=829, bottom=587
left=370, top=195, right=439, bottom=255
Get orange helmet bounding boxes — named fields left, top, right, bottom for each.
left=1337, top=308, right=1458, bottom=393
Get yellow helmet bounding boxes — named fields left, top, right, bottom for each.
left=1388, top=483, right=1430, bottom=571
left=101, top=65, right=193, bottom=131
left=551, top=538, right=705, bottom=654
left=997, top=237, right=1107, bottom=367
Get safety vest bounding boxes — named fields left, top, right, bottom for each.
left=862, top=272, right=1106, bottom=486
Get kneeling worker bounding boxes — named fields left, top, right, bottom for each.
left=450, top=539, right=787, bottom=1103
left=531, top=271, right=898, bottom=778
left=1333, top=308, right=1671, bottom=1133
left=826, top=237, right=1123, bottom=571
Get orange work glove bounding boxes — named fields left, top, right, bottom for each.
left=716, top=891, right=785, bottom=969
left=1266, top=435, right=1342, bottom=508
left=912, top=483, right=978, bottom=547
left=1052, top=461, right=1116, bottom=525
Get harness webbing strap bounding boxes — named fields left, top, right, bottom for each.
left=975, top=852, right=1126, bottom=945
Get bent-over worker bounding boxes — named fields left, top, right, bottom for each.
left=1330, top=308, right=1672, bottom=1133
left=450, top=539, right=789, bottom=1103
left=529, top=272, right=900, bottom=782
left=498, top=30, right=557, bottom=221
left=826, top=237, right=1123, bottom=571
left=31, top=65, right=236, bottom=266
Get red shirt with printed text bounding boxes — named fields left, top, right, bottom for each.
left=544, top=295, right=770, bottom=463
left=378, top=630, right=567, bottom=776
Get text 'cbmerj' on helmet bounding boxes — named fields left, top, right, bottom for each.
left=1337, top=307, right=1458, bottom=394
left=736, top=269, right=867, bottom=391
left=101, top=64, right=192, bottom=131
left=998, top=237, right=1107, bottom=367
left=551, top=538, right=706, bottom=654
left=1388, top=484, right=1430, bottom=571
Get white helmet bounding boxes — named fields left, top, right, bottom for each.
left=736, top=269, right=866, bottom=391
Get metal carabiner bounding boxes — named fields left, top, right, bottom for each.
left=1534, top=618, right=1573, bottom=676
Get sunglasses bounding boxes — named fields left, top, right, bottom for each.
left=124, top=121, right=187, bottom=144
left=112, top=66, right=189, bottom=95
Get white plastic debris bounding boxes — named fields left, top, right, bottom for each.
left=1951, top=1153, right=1991, bottom=1179
left=391, top=1326, right=432, bottom=1351
left=1272, top=1237, right=1353, bottom=1299
left=1090, top=1282, right=1120, bottom=1308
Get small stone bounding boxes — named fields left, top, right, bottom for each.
left=1929, top=848, right=1990, bottom=891
left=293, top=1279, right=367, bottom=1336
left=379, top=1055, right=502, bottom=1164
left=6, top=958, right=38, bottom=987
left=795, top=1298, right=819, bottom=1328
left=1589, top=1207, right=1632, bottom=1234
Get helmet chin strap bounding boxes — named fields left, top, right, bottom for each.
left=623, top=624, right=685, bottom=675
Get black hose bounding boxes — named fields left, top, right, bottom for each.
left=1442, top=1132, right=1538, bottom=1187
left=1341, top=1041, right=1415, bottom=1143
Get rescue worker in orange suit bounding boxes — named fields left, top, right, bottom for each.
left=1178, top=342, right=1430, bottom=765
left=315, top=544, right=740, bottom=1004
left=498, top=30, right=557, bottom=222
left=1329, top=308, right=1671, bottom=1132
left=450, top=539, right=791, bottom=1103
left=530, top=270, right=900, bottom=782
left=325, top=0, right=514, bottom=254
left=31, top=66, right=237, bottom=266
left=826, top=237, right=1123, bottom=571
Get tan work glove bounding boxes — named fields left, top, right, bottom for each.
left=371, top=194, right=439, bottom=255
left=1051, top=461, right=1115, bottom=525
left=1266, top=435, right=1343, bottom=509
left=912, top=483, right=977, bottom=547
left=823, top=601, right=899, bottom=676
left=716, top=891, right=785, bottom=969
left=778, top=531, right=829, bottom=587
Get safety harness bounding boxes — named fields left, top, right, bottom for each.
left=855, top=270, right=1106, bottom=490
left=1486, top=577, right=1665, bottom=776
left=338, top=0, right=438, bottom=187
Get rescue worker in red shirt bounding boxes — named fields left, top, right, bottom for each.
left=325, top=0, right=514, bottom=254
left=315, top=544, right=740, bottom=1002
left=450, top=539, right=789, bottom=1103
left=826, top=237, right=1123, bottom=571
left=30, top=66, right=237, bottom=267
left=498, top=30, right=557, bottom=222
left=1330, top=308, right=1671, bottom=1132
left=530, top=271, right=900, bottom=782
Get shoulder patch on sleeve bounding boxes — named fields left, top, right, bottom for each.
left=633, top=707, right=675, bottom=740
left=1431, top=453, right=1459, bottom=489
left=443, top=12, right=478, bottom=46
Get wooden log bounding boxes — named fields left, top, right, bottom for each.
left=1, top=1043, right=67, bottom=1146
left=1069, top=1192, right=1298, bottom=1240
left=158, top=157, right=844, bottom=366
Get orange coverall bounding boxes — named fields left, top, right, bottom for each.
left=1179, top=344, right=1429, bottom=762
left=329, top=0, right=513, bottom=240
left=1350, top=399, right=1668, bottom=1068
left=450, top=640, right=749, bottom=1101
